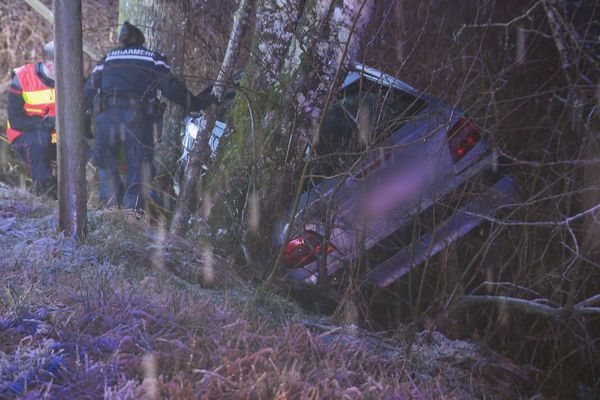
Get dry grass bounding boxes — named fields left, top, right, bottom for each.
left=0, top=185, right=534, bottom=399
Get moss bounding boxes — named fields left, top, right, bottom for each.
left=203, top=69, right=295, bottom=249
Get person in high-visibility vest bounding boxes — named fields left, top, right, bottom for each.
left=6, top=41, right=57, bottom=197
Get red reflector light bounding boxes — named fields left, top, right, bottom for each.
left=448, top=117, right=481, bottom=163
left=284, top=230, right=334, bottom=268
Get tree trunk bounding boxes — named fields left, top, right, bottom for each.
left=170, top=0, right=257, bottom=235
left=264, top=0, right=374, bottom=285
left=198, top=0, right=374, bottom=279
left=55, top=0, right=88, bottom=240
left=200, top=0, right=307, bottom=244
left=118, top=0, right=190, bottom=208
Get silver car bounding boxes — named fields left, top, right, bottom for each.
left=272, top=63, right=517, bottom=288
left=175, top=115, right=227, bottom=195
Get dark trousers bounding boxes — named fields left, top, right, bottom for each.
left=94, top=108, right=160, bottom=209
left=12, top=129, right=55, bottom=180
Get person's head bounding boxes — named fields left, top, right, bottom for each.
left=42, top=41, right=55, bottom=80
left=118, top=21, right=145, bottom=47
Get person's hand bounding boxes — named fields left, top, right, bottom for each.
left=197, top=85, right=213, bottom=96
left=192, top=91, right=219, bottom=111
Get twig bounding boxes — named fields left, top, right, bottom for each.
left=460, top=294, right=600, bottom=320
left=454, top=0, right=543, bottom=40
left=472, top=281, right=548, bottom=300
left=461, top=201, right=600, bottom=227
left=498, top=149, right=600, bottom=168
left=575, top=294, right=600, bottom=308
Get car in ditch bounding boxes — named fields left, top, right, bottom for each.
left=271, top=63, right=518, bottom=289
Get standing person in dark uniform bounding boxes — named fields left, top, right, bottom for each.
left=85, top=21, right=215, bottom=210
left=6, top=41, right=57, bottom=197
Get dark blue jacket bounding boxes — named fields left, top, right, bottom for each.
left=85, top=46, right=212, bottom=113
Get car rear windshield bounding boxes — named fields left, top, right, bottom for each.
left=316, top=79, right=427, bottom=172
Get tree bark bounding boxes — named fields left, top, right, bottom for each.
left=190, top=0, right=373, bottom=282
left=170, top=0, right=257, bottom=235
left=287, top=0, right=373, bottom=142
left=54, top=0, right=88, bottom=240
left=265, top=0, right=374, bottom=286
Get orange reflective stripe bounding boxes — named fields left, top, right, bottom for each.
left=22, top=88, right=55, bottom=105
left=24, top=107, right=47, bottom=115
left=16, top=63, right=56, bottom=118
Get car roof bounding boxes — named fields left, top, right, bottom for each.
left=345, top=62, right=444, bottom=108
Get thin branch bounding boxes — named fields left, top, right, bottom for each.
left=454, top=0, right=543, bottom=40
left=460, top=294, right=600, bottom=320
left=170, top=0, right=256, bottom=235
left=576, top=294, right=600, bottom=308
left=472, top=281, right=548, bottom=301
left=498, top=149, right=600, bottom=168
left=461, top=201, right=600, bottom=228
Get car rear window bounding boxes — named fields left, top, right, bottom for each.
left=316, top=79, right=427, bottom=173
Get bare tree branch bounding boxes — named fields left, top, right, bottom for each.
left=454, top=1, right=544, bottom=40
left=460, top=202, right=600, bottom=228
left=576, top=294, right=600, bottom=308
left=460, top=294, right=600, bottom=320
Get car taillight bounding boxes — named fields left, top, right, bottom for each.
left=284, top=230, right=334, bottom=268
left=447, top=117, right=481, bottom=163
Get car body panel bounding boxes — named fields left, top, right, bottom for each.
left=180, top=116, right=227, bottom=163
left=175, top=116, right=227, bottom=195
left=366, top=175, right=517, bottom=287
left=276, top=64, right=517, bottom=287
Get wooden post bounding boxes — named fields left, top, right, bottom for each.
left=54, top=0, right=87, bottom=239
